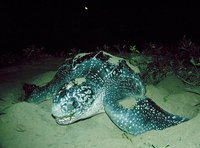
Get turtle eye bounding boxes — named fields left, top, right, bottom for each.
left=61, top=98, right=79, bottom=112
left=71, top=98, right=79, bottom=108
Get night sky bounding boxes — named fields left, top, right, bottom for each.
left=1, top=1, right=200, bottom=52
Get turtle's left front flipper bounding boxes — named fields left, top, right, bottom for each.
left=104, top=97, right=189, bottom=136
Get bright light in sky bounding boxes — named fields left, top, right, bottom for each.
left=84, top=6, right=88, bottom=10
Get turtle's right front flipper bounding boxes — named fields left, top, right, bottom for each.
left=23, top=83, right=51, bottom=103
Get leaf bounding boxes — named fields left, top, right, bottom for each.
left=190, top=57, right=196, bottom=66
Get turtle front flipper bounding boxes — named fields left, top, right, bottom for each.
left=23, top=83, right=39, bottom=101
left=104, top=97, right=189, bottom=136
left=23, top=83, right=52, bottom=103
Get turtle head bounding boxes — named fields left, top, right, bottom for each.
left=52, top=81, right=96, bottom=125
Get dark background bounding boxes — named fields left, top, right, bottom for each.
left=0, top=1, right=200, bottom=53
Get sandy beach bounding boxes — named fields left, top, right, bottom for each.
left=0, top=57, right=200, bottom=148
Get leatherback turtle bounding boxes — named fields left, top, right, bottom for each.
left=24, top=51, right=189, bottom=135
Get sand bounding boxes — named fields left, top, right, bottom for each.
left=0, top=57, right=200, bottom=148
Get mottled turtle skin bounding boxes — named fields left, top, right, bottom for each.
left=26, top=51, right=189, bottom=135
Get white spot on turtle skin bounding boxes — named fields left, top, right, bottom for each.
left=172, top=116, right=176, bottom=119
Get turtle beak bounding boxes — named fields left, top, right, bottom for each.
left=52, top=104, right=63, bottom=118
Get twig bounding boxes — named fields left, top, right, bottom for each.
left=176, top=74, right=200, bottom=86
